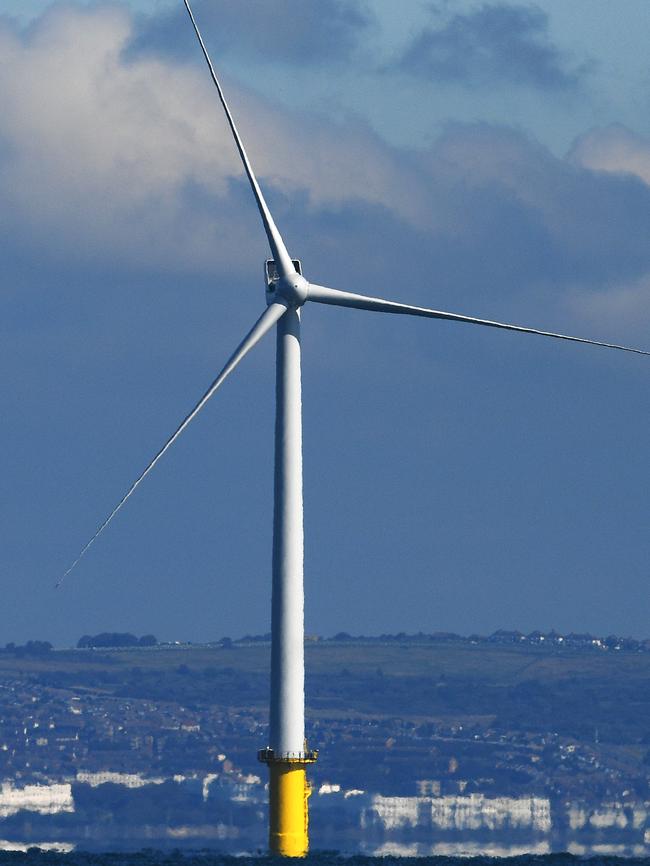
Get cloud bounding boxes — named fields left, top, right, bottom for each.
left=2, top=5, right=650, bottom=337
left=396, top=3, right=586, bottom=90
left=570, top=124, right=650, bottom=186
left=0, top=4, right=419, bottom=275
left=128, top=0, right=373, bottom=66
left=425, top=124, right=650, bottom=284
left=564, top=125, right=650, bottom=330
left=568, top=275, right=650, bottom=333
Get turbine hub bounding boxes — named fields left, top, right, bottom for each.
left=277, top=272, right=309, bottom=306
left=265, top=259, right=309, bottom=307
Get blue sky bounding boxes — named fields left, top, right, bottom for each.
left=1, top=1, right=649, bottom=646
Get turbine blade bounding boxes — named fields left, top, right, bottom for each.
left=307, top=284, right=650, bottom=357
left=58, top=301, right=288, bottom=587
left=183, top=0, right=295, bottom=277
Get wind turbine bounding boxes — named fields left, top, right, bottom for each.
left=60, top=0, right=650, bottom=857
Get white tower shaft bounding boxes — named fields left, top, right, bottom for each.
left=270, top=307, right=305, bottom=756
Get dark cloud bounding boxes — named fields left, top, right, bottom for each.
left=127, top=0, right=373, bottom=66
left=418, top=123, right=650, bottom=295
left=396, top=3, right=587, bottom=90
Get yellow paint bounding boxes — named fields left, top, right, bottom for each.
left=268, top=762, right=311, bottom=857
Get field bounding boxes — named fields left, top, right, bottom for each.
left=3, top=639, right=650, bottom=737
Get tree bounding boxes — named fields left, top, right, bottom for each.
left=77, top=632, right=139, bottom=648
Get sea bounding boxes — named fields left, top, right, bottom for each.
left=0, top=853, right=648, bottom=866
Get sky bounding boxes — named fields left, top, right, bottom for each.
left=1, top=1, right=649, bottom=647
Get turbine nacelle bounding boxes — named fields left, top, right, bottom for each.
left=265, top=259, right=309, bottom=307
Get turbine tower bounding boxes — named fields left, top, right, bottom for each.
left=61, top=1, right=650, bottom=857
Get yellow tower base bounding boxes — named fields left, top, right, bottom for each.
left=258, top=747, right=318, bottom=857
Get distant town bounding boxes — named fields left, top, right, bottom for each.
left=0, top=631, right=648, bottom=854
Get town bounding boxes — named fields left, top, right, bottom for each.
left=0, top=632, right=648, bottom=854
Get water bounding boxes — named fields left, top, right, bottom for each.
left=0, top=853, right=648, bottom=866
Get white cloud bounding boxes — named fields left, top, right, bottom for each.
left=3, top=4, right=650, bottom=341
left=570, top=124, right=650, bottom=186
left=0, top=5, right=427, bottom=274
left=564, top=125, right=650, bottom=332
